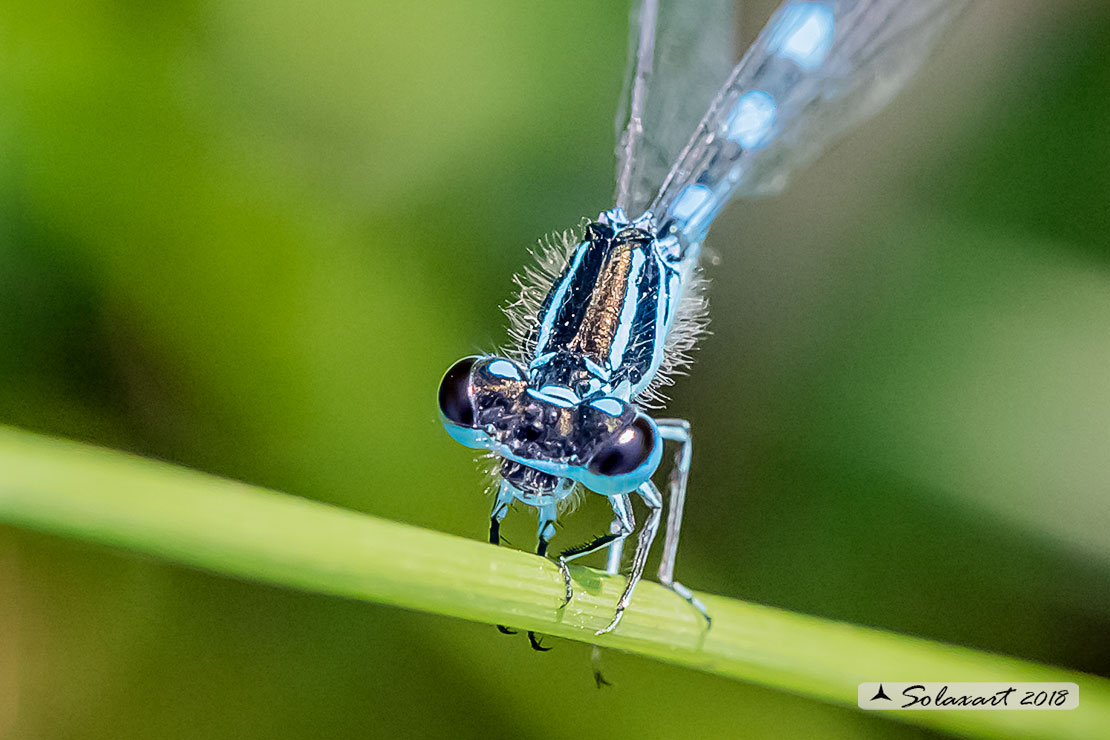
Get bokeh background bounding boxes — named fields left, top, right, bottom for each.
left=2, top=1, right=1109, bottom=738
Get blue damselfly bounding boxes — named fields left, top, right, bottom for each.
left=438, top=0, right=968, bottom=639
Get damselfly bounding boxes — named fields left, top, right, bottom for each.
left=438, top=0, right=968, bottom=638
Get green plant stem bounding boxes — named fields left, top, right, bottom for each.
left=0, top=424, right=1106, bottom=739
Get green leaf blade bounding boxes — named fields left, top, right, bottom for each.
left=1, top=424, right=1106, bottom=740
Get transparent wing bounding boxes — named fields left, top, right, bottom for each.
left=652, top=0, right=971, bottom=241
left=614, top=0, right=737, bottom=219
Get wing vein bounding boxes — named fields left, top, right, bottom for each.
left=615, top=0, right=660, bottom=215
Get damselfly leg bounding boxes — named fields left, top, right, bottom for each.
left=558, top=493, right=634, bottom=608
left=656, top=418, right=711, bottom=625
left=490, top=485, right=516, bottom=634
left=536, top=504, right=556, bottom=558
left=488, top=484, right=512, bottom=546
left=528, top=504, right=558, bottom=651
left=595, top=481, right=662, bottom=635
left=590, top=538, right=625, bottom=687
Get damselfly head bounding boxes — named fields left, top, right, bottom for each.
left=438, top=355, right=662, bottom=498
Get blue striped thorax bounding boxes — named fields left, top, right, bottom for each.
left=437, top=209, right=680, bottom=503
left=530, top=210, right=683, bottom=402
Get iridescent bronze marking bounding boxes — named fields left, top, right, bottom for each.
left=568, top=237, right=636, bottom=362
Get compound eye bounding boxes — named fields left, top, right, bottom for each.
left=438, top=357, right=478, bottom=427
left=587, top=416, right=657, bottom=477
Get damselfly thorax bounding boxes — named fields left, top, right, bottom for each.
left=440, top=209, right=702, bottom=509
left=528, top=213, right=696, bottom=403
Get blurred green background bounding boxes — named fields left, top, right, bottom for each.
left=2, top=1, right=1109, bottom=738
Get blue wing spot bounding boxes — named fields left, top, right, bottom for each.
left=670, top=184, right=713, bottom=222
left=724, top=90, right=777, bottom=149
left=767, top=2, right=835, bottom=71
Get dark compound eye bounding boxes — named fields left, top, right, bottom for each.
left=438, top=357, right=478, bottom=427
left=587, top=416, right=657, bottom=477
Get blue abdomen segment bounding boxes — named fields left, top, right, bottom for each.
left=653, top=1, right=839, bottom=253
left=531, top=213, right=680, bottom=401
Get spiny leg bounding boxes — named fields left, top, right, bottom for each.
left=604, top=537, right=625, bottom=576
left=489, top=481, right=513, bottom=546
left=528, top=503, right=558, bottom=652
left=558, top=493, right=634, bottom=608
left=489, top=482, right=518, bottom=635
left=596, top=481, right=662, bottom=636
left=536, top=503, right=556, bottom=558
left=591, top=537, right=624, bottom=687
left=655, top=418, right=710, bottom=626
